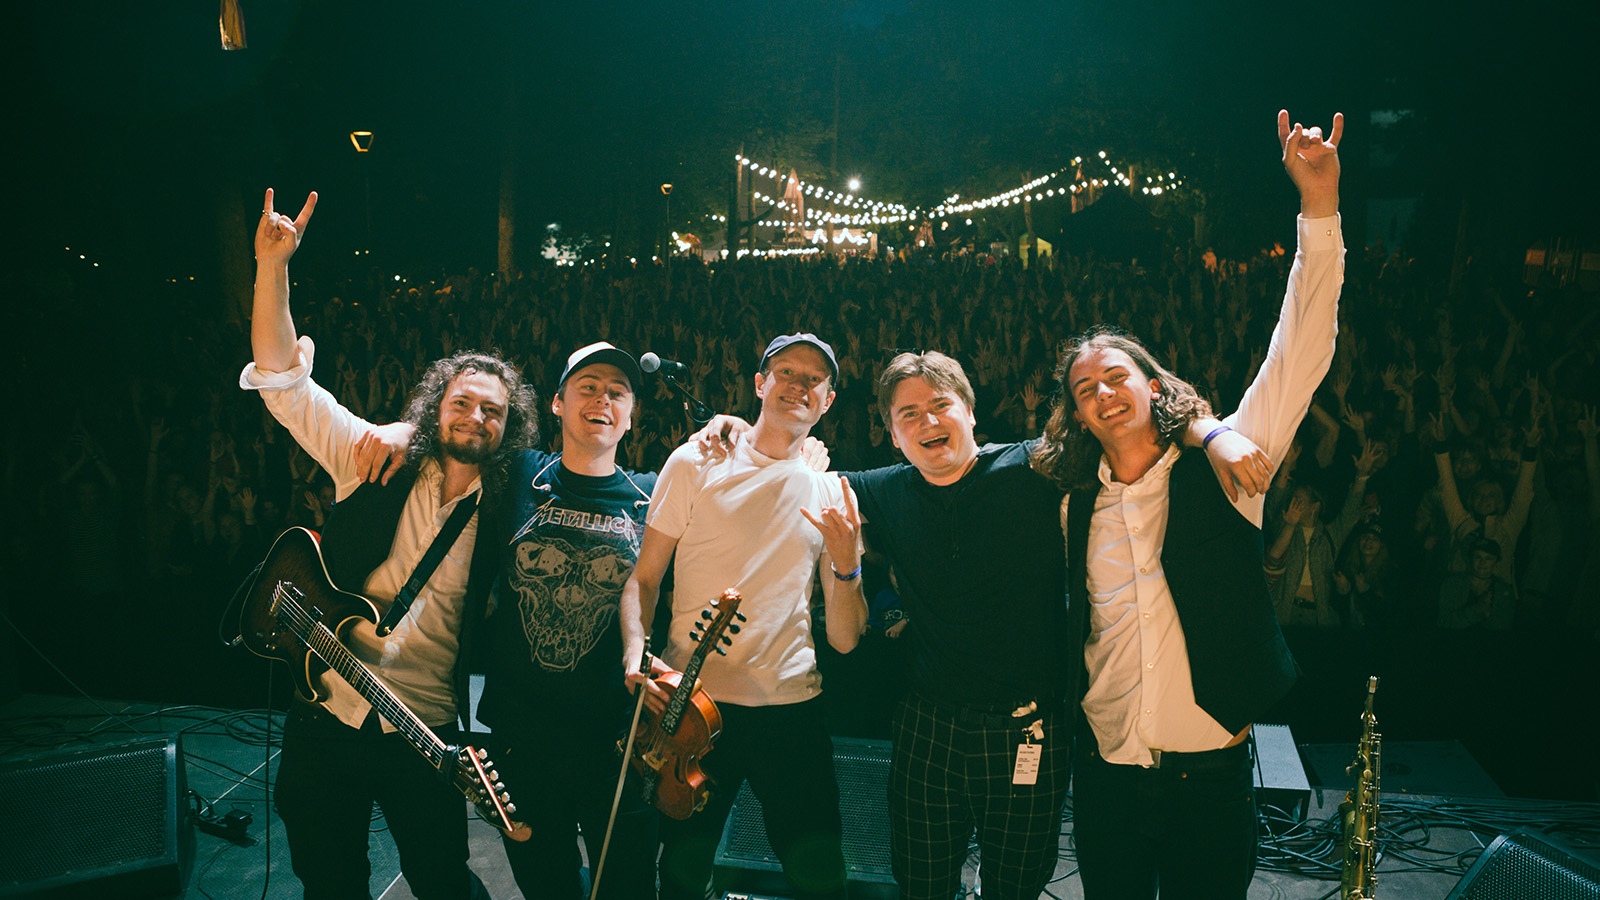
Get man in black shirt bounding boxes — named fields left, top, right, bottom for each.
left=478, top=343, right=661, bottom=900
left=838, top=353, right=1258, bottom=900
left=362, top=342, right=659, bottom=899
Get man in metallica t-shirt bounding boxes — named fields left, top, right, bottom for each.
left=359, top=341, right=658, bottom=899
left=477, top=342, right=659, bottom=900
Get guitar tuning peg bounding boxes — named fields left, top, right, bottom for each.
left=494, top=782, right=505, bottom=792
left=500, top=792, right=512, bottom=804
left=701, top=609, right=713, bottom=620
left=714, top=646, right=727, bottom=655
left=690, top=632, right=701, bottom=643
left=735, top=612, right=748, bottom=621
left=487, top=769, right=499, bottom=781
left=475, top=748, right=488, bottom=760
left=721, top=635, right=732, bottom=644
left=728, top=624, right=741, bottom=634
left=505, top=802, right=517, bottom=815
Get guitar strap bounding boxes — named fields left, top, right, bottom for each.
left=375, top=492, right=480, bottom=637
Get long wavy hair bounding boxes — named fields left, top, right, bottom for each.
left=398, top=350, right=539, bottom=499
left=1031, top=325, right=1212, bottom=490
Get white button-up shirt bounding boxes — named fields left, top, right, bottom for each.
left=241, top=337, right=480, bottom=730
left=1072, top=214, right=1344, bottom=766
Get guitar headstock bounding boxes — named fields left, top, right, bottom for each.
left=688, top=588, right=745, bottom=660
left=451, top=745, right=532, bottom=842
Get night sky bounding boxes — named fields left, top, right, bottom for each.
left=14, top=0, right=1598, bottom=289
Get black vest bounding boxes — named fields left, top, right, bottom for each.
left=320, top=468, right=502, bottom=729
left=1065, top=451, right=1298, bottom=736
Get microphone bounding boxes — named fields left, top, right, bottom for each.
left=639, top=352, right=689, bottom=378
left=640, top=352, right=715, bottom=425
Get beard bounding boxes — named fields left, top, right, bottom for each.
left=440, top=431, right=496, bottom=465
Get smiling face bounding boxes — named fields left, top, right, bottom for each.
left=1470, top=548, right=1499, bottom=579
left=1359, top=531, right=1382, bottom=559
left=889, top=375, right=979, bottom=485
left=755, top=344, right=835, bottom=429
left=553, top=363, right=634, bottom=453
left=437, top=369, right=509, bottom=464
left=1068, top=346, right=1162, bottom=450
left=1471, top=481, right=1505, bottom=518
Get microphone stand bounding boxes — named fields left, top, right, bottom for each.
left=662, top=374, right=715, bottom=425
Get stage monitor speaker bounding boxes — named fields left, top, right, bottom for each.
left=1251, top=722, right=1310, bottom=825
left=1445, top=830, right=1600, bottom=900
left=0, top=736, right=191, bottom=899
left=715, top=736, right=896, bottom=900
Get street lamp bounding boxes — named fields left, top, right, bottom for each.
left=351, top=131, right=375, bottom=251
left=661, top=184, right=673, bottom=296
left=847, top=177, right=861, bottom=193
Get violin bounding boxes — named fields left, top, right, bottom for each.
left=625, top=589, right=744, bottom=819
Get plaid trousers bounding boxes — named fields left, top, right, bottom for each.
left=889, top=692, right=1071, bottom=900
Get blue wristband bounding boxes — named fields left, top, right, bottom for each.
left=832, top=564, right=862, bottom=582
left=1202, top=425, right=1233, bottom=450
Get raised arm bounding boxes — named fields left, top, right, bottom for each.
left=1223, top=110, right=1345, bottom=525
left=1280, top=109, right=1341, bottom=219
left=1581, top=406, right=1600, bottom=522
left=1431, top=419, right=1472, bottom=534
left=251, top=188, right=318, bottom=372
left=803, top=476, right=868, bottom=653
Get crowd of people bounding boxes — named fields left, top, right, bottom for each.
left=8, top=186, right=1599, bottom=810
left=36, top=248, right=1598, bottom=620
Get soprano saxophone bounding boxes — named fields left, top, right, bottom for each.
left=1340, top=675, right=1381, bottom=899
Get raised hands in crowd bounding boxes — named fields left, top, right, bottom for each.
left=14, top=163, right=1597, bottom=640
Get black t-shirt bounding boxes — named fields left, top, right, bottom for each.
left=843, top=441, right=1068, bottom=707
left=476, top=450, right=658, bottom=735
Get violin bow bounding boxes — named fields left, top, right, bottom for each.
left=591, top=640, right=654, bottom=900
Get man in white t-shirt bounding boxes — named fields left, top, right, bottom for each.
left=621, top=333, right=867, bottom=900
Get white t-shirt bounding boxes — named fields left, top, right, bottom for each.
left=647, top=437, right=846, bottom=707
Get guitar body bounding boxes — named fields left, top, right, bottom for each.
left=235, top=525, right=532, bottom=842
left=632, top=670, right=723, bottom=820
left=239, top=527, right=380, bottom=703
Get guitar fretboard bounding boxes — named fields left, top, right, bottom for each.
left=273, top=583, right=448, bottom=769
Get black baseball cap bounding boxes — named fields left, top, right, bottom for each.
left=558, top=341, right=642, bottom=390
left=760, top=332, right=838, bottom=379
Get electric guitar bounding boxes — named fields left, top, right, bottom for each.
left=238, top=527, right=531, bottom=842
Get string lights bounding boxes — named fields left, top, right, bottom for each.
left=726, top=150, right=1187, bottom=230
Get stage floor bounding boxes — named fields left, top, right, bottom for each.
left=3, top=692, right=1595, bottom=900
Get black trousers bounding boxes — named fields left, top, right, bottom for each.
left=889, top=692, right=1071, bottom=900
left=1072, top=728, right=1257, bottom=900
left=274, top=701, right=489, bottom=900
left=490, top=723, right=659, bottom=900
left=658, top=698, right=847, bottom=900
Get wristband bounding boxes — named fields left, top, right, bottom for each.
left=832, top=564, right=862, bottom=582
left=1202, top=424, right=1233, bottom=450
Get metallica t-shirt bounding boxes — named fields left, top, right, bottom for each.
left=476, top=451, right=657, bottom=733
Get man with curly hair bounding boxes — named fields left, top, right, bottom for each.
left=240, top=188, right=537, bottom=900
left=1033, top=111, right=1345, bottom=899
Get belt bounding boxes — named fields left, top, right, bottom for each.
left=1147, top=740, right=1250, bottom=771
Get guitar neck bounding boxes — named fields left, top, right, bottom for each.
left=280, top=586, right=451, bottom=766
